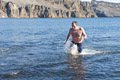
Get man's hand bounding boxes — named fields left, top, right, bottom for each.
left=83, top=36, right=87, bottom=40
left=79, top=37, right=86, bottom=43
left=64, top=41, right=67, bottom=45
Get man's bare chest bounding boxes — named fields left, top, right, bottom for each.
left=71, top=29, right=82, bottom=36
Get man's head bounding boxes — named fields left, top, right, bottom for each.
left=72, top=21, right=78, bottom=28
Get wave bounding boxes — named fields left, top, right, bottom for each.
left=0, top=48, right=11, bottom=54
left=4, top=71, right=21, bottom=77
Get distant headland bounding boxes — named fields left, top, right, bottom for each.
left=0, top=0, right=120, bottom=18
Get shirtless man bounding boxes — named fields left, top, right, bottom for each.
left=64, top=21, right=87, bottom=54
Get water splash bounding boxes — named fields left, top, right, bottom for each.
left=64, top=41, right=101, bottom=55
left=64, top=41, right=71, bottom=53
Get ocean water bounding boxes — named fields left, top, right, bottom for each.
left=0, top=18, right=120, bottom=80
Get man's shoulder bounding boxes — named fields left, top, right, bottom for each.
left=69, top=28, right=73, bottom=33
left=70, top=28, right=73, bottom=30
left=78, top=26, right=83, bottom=30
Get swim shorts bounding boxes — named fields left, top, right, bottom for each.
left=70, top=41, right=82, bottom=53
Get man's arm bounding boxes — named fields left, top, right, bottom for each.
left=81, top=27, right=87, bottom=40
left=64, top=29, right=71, bottom=45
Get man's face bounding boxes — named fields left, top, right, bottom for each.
left=72, top=23, right=77, bottom=28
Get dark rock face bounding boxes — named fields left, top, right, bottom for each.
left=0, top=0, right=97, bottom=18
left=91, top=0, right=120, bottom=17
left=5, top=2, right=19, bottom=17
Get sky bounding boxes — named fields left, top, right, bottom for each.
left=80, top=0, right=120, bottom=3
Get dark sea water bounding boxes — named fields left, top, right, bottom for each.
left=0, top=18, right=120, bottom=80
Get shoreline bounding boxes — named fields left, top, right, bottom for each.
left=0, top=17, right=120, bottom=19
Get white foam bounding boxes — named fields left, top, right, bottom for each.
left=80, top=49, right=101, bottom=55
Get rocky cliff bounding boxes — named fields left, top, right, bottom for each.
left=91, top=0, right=120, bottom=17
left=0, top=0, right=97, bottom=18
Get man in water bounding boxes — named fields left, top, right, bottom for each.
left=64, top=21, right=87, bottom=54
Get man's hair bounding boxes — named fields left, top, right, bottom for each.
left=72, top=21, right=78, bottom=25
